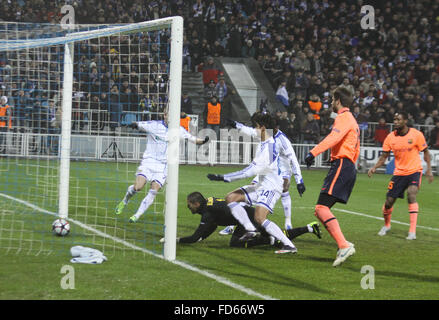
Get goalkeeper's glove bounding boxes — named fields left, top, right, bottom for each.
left=304, top=152, right=315, bottom=169
left=297, top=182, right=306, bottom=197
left=202, top=136, right=210, bottom=144
left=207, top=173, right=225, bottom=181
left=128, top=122, right=138, bottom=130
left=225, top=118, right=237, bottom=128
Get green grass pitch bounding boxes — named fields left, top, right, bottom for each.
left=1, top=160, right=439, bottom=300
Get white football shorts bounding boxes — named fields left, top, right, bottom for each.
left=136, top=158, right=167, bottom=187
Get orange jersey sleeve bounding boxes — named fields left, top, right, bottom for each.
left=382, top=128, right=426, bottom=176
left=310, top=108, right=360, bottom=163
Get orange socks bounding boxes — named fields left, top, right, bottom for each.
left=409, top=203, right=419, bottom=234
left=382, top=205, right=393, bottom=228
left=315, top=205, right=348, bottom=249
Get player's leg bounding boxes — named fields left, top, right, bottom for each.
left=115, top=174, right=147, bottom=215
left=378, top=195, right=396, bottom=235
left=281, top=177, right=293, bottom=230
left=219, top=183, right=257, bottom=235
left=255, top=204, right=297, bottom=253
left=229, top=224, right=273, bottom=248
left=406, top=183, right=420, bottom=240
left=225, top=188, right=258, bottom=234
left=379, top=175, right=404, bottom=235
left=130, top=180, right=161, bottom=222
left=285, top=221, right=321, bottom=239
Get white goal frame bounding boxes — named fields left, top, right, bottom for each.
left=1, top=17, right=184, bottom=261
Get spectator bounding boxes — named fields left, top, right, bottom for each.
left=429, top=120, right=439, bottom=150
left=373, top=118, right=390, bottom=147
left=204, top=80, right=217, bottom=101
left=201, top=56, right=220, bottom=87
left=180, top=111, right=191, bottom=132
left=0, top=96, right=12, bottom=154
left=204, top=95, right=221, bottom=138
left=242, top=40, right=256, bottom=59
left=214, top=77, right=228, bottom=103
left=307, top=93, right=323, bottom=120
left=275, top=80, right=289, bottom=108
left=181, top=92, right=193, bottom=115
left=302, top=112, right=320, bottom=160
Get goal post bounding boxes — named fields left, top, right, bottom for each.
left=0, top=17, right=184, bottom=260
left=164, top=16, right=183, bottom=261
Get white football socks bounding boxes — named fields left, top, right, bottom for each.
left=134, top=189, right=158, bottom=219
left=227, top=202, right=257, bottom=232
left=262, top=219, right=295, bottom=248
left=123, top=185, right=137, bottom=204
left=281, top=191, right=292, bottom=228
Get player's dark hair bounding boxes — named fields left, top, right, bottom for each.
left=395, top=111, right=408, bottom=120
left=252, top=112, right=276, bottom=129
left=333, top=86, right=353, bottom=107
left=187, top=192, right=206, bottom=205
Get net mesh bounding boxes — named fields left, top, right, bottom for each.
left=0, top=21, right=175, bottom=257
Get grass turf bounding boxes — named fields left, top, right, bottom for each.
left=1, top=160, right=439, bottom=299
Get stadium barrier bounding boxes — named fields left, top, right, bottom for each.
left=3, top=131, right=438, bottom=174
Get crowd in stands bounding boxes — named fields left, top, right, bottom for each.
left=1, top=0, right=439, bottom=149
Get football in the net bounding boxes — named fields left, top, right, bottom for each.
left=52, top=218, right=70, bottom=236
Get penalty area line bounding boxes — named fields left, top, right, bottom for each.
left=0, top=192, right=276, bottom=300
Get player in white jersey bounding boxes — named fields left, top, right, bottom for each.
left=207, top=113, right=297, bottom=254
left=219, top=116, right=306, bottom=235
left=115, top=114, right=209, bottom=222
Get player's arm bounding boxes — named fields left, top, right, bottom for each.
left=308, top=117, right=350, bottom=158
left=180, top=126, right=210, bottom=145
left=367, top=151, right=390, bottom=177
left=207, top=162, right=261, bottom=182
left=178, top=222, right=218, bottom=243
left=282, top=138, right=305, bottom=196
left=423, top=148, right=434, bottom=183
left=235, top=122, right=258, bottom=137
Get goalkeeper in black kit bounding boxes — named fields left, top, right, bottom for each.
left=171, top=192, right=321, bottom=248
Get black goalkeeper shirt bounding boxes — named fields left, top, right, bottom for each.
left=179, top=197, right=254, bottom=244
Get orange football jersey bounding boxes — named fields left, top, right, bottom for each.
left=382, top=128, right=427, bottom=176
left=311, top=107, right=360, bottom=163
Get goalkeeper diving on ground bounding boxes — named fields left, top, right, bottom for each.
left=160, top=192, right=321, bottom=248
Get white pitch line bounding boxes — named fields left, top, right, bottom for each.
left=297, top=206, right=439, bottom=232
left=0, top=192, right=276, bottom=300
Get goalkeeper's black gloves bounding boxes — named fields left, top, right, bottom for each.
left=201, top=136, right=210, bottom=144
left=207, top=174, right=225, bottom=181
left=225, top=118, right=237, bottom=128
left=304, top=152, right=315, bottom=169
left=297, top=182, right=306, bottom=197
left=128, top=122, right=138, bottom=130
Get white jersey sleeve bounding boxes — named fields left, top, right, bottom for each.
left=179, top=126, right=198, bottom=143
left=224, top=140, right=278, bottom=182
left=236, top=122, right=258, bottom=138
left=137, top=121, right=156, bottom=133
left=276, top=131, right=303, bottom=184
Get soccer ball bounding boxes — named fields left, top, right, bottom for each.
left=52, top=218, right=70, bottom=236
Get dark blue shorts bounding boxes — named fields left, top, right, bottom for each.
left=320, top=158, right=357, bottom=204
left=387, top=172, right=422, bottom=199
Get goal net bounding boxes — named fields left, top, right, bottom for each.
left=0, top=17, right=183, bottom=260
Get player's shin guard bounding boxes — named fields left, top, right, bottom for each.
left=382, top=205, right=393, bottom=228
left=134, top=189, right=157, bottom=219
left=315, top=204, right=348, bottom=249
left=281, top=191, right=292, bottom=228
left=262, top=219, right=295, bottom=247
left=408, top=202, right=419, bottom=234
left=227, top=202, right=256, bottom=232
left=123, top=185, right=137, bottom=204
